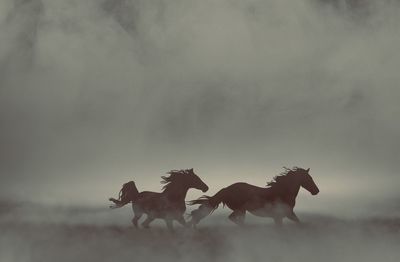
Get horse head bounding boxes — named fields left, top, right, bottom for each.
left=298, top=168, right=319, bottom=195
left=185, top=168, right=209, bottom=192
left=163, top=168, right=209, bottom=193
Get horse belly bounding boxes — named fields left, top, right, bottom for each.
left=248, top=202, right=291, bottom=218
left=223, top=193, right=257, bottom=210
left=225, top=201, right=244, bottom=210
left=249, top=208, right=274, bottom=217
left=246, top=201, right=274, bottom=217
left=137, top=198, right=185, bottom=219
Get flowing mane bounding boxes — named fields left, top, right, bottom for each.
left=161, top=169, right=190, bottom=191
left=266, top=166, right=304, bottom=188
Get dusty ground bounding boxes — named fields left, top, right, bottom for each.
left=1, top=202, right=399, bottom=262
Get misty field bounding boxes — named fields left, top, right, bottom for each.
left=1, top=0, right=400, bottom=261
left=1, top=203, right=399, bottom=262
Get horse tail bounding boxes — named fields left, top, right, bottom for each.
left=187, top=188, right=227, bottom=225
left=108, top=181, right=139, bottom=209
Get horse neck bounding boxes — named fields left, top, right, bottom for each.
left=289, top=183, right=301, bottom=197
left=275, top=180, right=301, bottom=202
left=162, top=182, right=190, bottom=201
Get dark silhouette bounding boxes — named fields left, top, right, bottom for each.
left=188, top=167, right=319, bottom=227
left=109, top=168, right=208, bottom=230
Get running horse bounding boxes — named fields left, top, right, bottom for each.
left=188, top=167, right=319, bottom=226
left=109, top=168, right=208, bottom=230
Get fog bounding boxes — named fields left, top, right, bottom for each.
left=2, top=2, right=400, bottom=261
left=1, top=201, right=399, bottom=262
left=1, top=0, right=400, bottom=220
left=4, top=222, right=399, bottom=262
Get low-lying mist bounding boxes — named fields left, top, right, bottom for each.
left=1, top=201, right=399, bottom=262
left=1, top=0, right=399, bottom=205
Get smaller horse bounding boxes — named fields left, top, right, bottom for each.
left=188, top=167, right=319, bottom=227
left=109, top=168, right=208, bottom=230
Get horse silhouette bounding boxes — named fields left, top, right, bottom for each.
left=188, top=167, right=319, bottom=227
left=109, top=168, right=208, bottom=230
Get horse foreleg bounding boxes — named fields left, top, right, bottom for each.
left=189, top=204, right=213, bottom=227
left=176, top=215, right=188, bottom=228
left=287, top=211, right=300, bottom=224
left=132, top=206, right=143, bottom=228
left=165, top=219, right=174, bottom=231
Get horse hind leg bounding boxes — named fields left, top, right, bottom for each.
left=132, top=212, right=143, bottom=228
left=131, top=206, right=143, bottom=228
left=188, top=208, right=202, bottom=227
left=228, top=209, right=246, bottom=227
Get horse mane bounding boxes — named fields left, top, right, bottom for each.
left=161, top=169, right=190, bottom=190
left=266, top=166, right=304, bottom=188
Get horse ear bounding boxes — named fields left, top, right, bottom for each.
left=306, top=168, right=310, bottom=172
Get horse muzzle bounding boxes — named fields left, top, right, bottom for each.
left=311, top=188, right=319, bottom=195
left=201, top=185, right=209, bottom=193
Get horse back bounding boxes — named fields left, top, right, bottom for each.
left=226, top=182, right=267, bottom=195
left=136, top=191, right=162, bottom=199
left=219, top=182, right=269, bottom=209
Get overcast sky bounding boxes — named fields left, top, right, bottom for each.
left=0, top=0, right=399, bottom=211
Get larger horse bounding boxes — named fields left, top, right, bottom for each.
left=109, top=168, right=208, bottom=230
left=188, top=167, right=319, bottom=226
